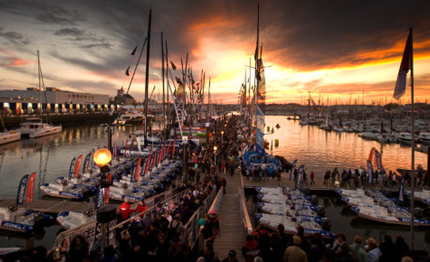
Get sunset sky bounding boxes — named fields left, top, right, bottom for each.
left=0, top=0, right=429, bottom=105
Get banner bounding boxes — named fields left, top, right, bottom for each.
left=398, top=175, right=405, bottom=202
left=134, top=158, right=142, bottom=182
left=367, top=160, right=374, bottom=185
left=295, top=165, right=305, bottom=189
left=256, top=58, right=266, bottom=156
left=74, top=155, right=83, bottom=178
left=144, top=154, right=151, bottom=175
left=69, top=157, right=77, bottom=179
left=95, top=188, right=104, bottom=210
left=16, top=174, right=29, bottom=206
left=25, top=172, right=36, bottom=203
left=83, top=153, right=92, bottom=173
left=290, top=160, right=297, bottom=181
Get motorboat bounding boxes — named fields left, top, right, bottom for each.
left=56, top=209, right=96, bottom=230
left=360, top=131, right=379, bottom=140
left=255, top=213, right=335, bottom=238
left=39, top=182, right=85, bottom=200
left=0, top=205, right=53, bottom=233
left=257, top=202, right=325, bottom=217
left=416, top=133, right=430, bottom=144
left=255, top=186, right=306, bottom=196
left=404, top=189, right=430, bottom=206
left=335, top=188, right=365, bottom=197
left=341, top=195, right=396, bottom=207
left=0, top=130, right=21, bottom=145
left=351, top=205, right=430, bottom=226
left=397, top=132, right=412, bottom=144
left=15, top=118, right=62, bottom=138
left=258, top=193, right=318, bottom=206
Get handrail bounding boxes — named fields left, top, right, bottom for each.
left=238, top=175, right=253, bottom=235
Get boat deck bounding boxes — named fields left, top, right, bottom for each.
left=0, top=199, right=118, bottom=214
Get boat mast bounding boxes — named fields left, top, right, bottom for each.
left=144, top=9, right=152, bottom=147
left=409, top=27, right=415, bottom=250
left=161, top=32, right=166, bottom=137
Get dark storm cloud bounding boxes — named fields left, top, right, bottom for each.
left=54, top=28, right=85, bottom=37
left=81, top=43, right=113, bottom=49
left=0, top=27, right=30, bottom=45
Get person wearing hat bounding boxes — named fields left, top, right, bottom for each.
left=283, top=236, right=307, bottom=262
left=222, top=249, right=239, bottom=262
left=366, top=237, right=382, bottom=262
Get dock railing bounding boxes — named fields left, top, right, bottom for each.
left=238, top=176, right=253, bottom=235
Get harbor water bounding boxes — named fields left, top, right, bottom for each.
left=1, top=116, right=429, bottom=250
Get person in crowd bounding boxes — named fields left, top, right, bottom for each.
left=310, top=171, right=315, bottom=185
left=283, top=236, right=307, bottom=262
left=135, top=200, right=147, bottom=217
left=221, top=249, right=239, bottom=262
left=68, top=235, right=89, bottom=262
left=366, top=238, right=382, bottom=262
left=349, top=236, right=367, bottom=262
left=307, top=235, right=323, bottom=262
left=242, top=234, right=260, bottom=262
left=119, top=198, right=134, bottom=221
left=394, top=235, right=409, bottom=261
left=379, top=234, right=396, bottom=262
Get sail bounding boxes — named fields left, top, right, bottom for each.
left=256, top=58, right=266, bottom=155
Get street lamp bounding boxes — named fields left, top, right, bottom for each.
left=93, top=148, right=113, bottom=252
left=213, top=146, right=218, bottom=166
left=221, top=130, right=224, bottom=144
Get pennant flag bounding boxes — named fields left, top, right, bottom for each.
left=124, top=140, right=128, bottom=156
left=393, top=30, right=412, bottom=100
left=144, top=154, right=151, bottom=175
left=130, top=162, right=136, bottom=182
left=95, top=188, right=104, bottom=210
left=367, top=160, right=374, bottom=185
left=170, top=61, right=177, bottom=70
left=114, top=142, right=117, bottom=159
left=151, top=150, right=157, bottom=169
left=74, top=155, right=83, bottom=178
left=398, top=174, right=405, bottom=203
left=16, top=174, right=29, bottom=206
left=104, top=187, right=110, bottom=204
left=289, top=159, right=297, bottom=181
left=83, top=153, right=92, bottom=173
left=25, top=173, right=36, bottom=203
left=295, top=165, right=305, bottom=189
left=125, top=66, right=130, bottom=76
left=135, top=158, right=141, bottom=181
left=131, top=45, right=138, bottom=55
left=69, top=157, right=77, bottom=179
left=375, top=150, right=382, bottom=170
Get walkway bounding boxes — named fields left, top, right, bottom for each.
left=213, top=172, right=246, bottom=262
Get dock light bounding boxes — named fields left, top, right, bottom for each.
left=213, top=146, right=218, bottom=165
left=221, top=131, right=224, bottom=144
left=93, top=148, right=112, bottom=167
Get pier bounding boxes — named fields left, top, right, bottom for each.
left=0, top=199, right=118, bottom=213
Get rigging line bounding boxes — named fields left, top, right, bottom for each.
left=126, top=38, right=147, bottom=95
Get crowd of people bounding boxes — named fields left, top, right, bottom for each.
left=241, top=224, right=424, bottom=262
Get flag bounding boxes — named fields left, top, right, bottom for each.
left=393, top=30, right=412, bottom=100
left=134, top=158, right=142, bottom=182
left=295, top=165, right=305, bottom=189
left=170, top=61, right=177, bottom=70
left=83, top=153, right=92, bottom=173
left=95, top=188, right=104, bottom=210
left=69, top=157, right=77, bottom=179
left=74, top=155, right=83, bottom=178
left=114, top=142, right=117, bottom=159
left=398, top=174, right=405, bottom=203
left=131, top=45, right=138, bottom=55
left=124, top=140, right=128, bottom=156
left=144, top=154, right=151, bottom=175
left=16, top=174, right=29, bottom=206
left=125, top=66, right=130, bottom=76
left=367, top=160, right=374, bottom=185
left=25, top=173, right=36, bottom=203
left=289, top=159, right=297, bottom=181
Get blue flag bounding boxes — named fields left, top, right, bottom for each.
left=290, top=160, right=297, bottom=181
left=367, top=160, right=373, bottom=185
left=398, top=175, right=405, bottom=203
left=16, top=174, right=29, bottom=206
left=95, top=188, right=104, bottom=210
left=69, top=157, right=77, bottom=179
left=83, top=153, right=92, bottom=173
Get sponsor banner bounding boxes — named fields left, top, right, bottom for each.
left=16, top=174, right=29, bottom=206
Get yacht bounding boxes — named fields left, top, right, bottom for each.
left=15, top=118, right=62, bottom=138
left=416, top=133, right=430, bottom=144
left=397, top=132, right=412, bottom=144
left=0, top=130, right=21, bottom=145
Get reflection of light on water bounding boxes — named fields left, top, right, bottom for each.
left=265, top=116, right=427, bottom=175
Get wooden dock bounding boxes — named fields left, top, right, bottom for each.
left=213, top=173, right=247, bottom=262
left=0, top=199, right=118, bottom=213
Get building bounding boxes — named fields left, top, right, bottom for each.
left=0, top=87, right=114, bottom=115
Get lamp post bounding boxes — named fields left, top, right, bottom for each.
left=221, top=130, right=224, bottom=144
left=213, top=146, right=218, bottom=166
left=93, top=148, right=112, bottom=253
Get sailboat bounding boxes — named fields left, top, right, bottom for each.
left=16, top=51, right=62, bottom=138
left=0, top=114, right=21, bottom=145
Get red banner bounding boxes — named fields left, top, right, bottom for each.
left=144, top=154, right=151, bottom=175
left=135, top=158, right=141, bottom=181
left=74, top=155, right=83, bottom=178
left=25, top=172, right=36, bottom=203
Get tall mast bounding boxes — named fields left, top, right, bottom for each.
left=409, top=27, right=415, bottom=250
left=144, top=9, right=152, bottom=146
left=161, top=32, right=165, bottom=134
